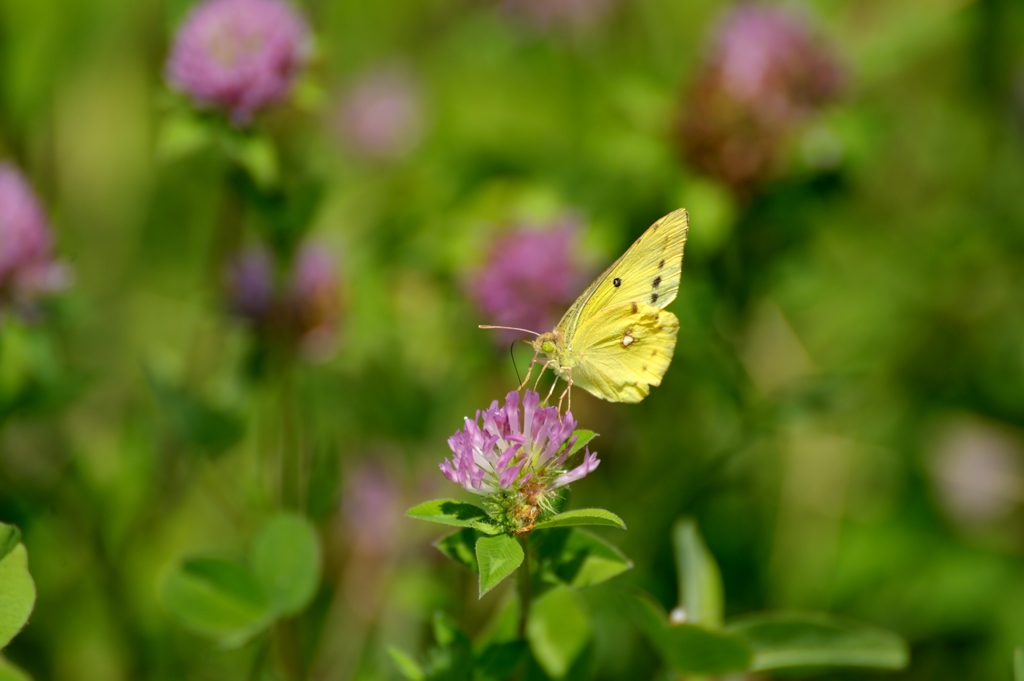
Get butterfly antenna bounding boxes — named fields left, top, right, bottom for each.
left=479, top=325, right=541, bottom=337
left=510, top=341, right=522, bottom=386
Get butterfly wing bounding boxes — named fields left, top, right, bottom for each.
left=566, top=301, right=680, bottom=403
left=556, top=208, right=688, bottom=345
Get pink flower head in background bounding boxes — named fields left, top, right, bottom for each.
left=224, top=244, right=274, bottom=321
left=440, top=390, right=599, bottom=531
left=677, top=4, right=844, bottom=191
left=223, top=239, right=341, bottom=359
left=289, top=242, right=341, bottom=358
left=468, top=218, right=587, bottom=344
left=341, top=462, right=402, bottom=556
left=166, top=0, right=311, bottom=125
left=0, top=163, right=69, bottom=308
left=333, top=67, right=424, bottom=161
left=502, top=0, right=614, bottom=30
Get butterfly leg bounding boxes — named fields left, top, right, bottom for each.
left=556, top=369, right=574, bottom=415
left=542, top=370, right=560, bottom=405
left=517, top=352, right=540, bottom=391
left=532, top=359, right=553, bottom=392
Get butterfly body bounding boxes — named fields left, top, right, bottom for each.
left=529, top=208, right=689, bottom=404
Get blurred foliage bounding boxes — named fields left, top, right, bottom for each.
left=2, top=0, right=1024, bottom=679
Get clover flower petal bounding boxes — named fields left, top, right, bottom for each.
left=439, top=390, right=599, bottom=508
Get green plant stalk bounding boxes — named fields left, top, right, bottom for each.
left=517, top=535, right=532, bottom=639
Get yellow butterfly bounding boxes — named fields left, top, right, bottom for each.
left=483, top=208, right=688, bottom=406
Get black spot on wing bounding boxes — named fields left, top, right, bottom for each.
left=651, top=292, right=659, bottom=303
left=631, top=302, right=638, bottom=313
left=613, top=277, right=622, bottom=287
left=653, top=276, right=661, bottom=288
left=658, top=259, right=665, bottom=268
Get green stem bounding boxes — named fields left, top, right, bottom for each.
left=517, top=536, right=532, bottom=639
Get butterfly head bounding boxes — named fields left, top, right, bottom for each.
left=532, top=332, right=560, bottom=357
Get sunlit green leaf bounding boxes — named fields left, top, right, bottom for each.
left=672, top=517, right=723, bottom=628
left=727, top=611, right=909, bottom=671
left=407, top=500, right=501, bottom=535
left=526, top=586, right=591, bottom=678
left=163, top=557, right=272, bottom=647
left=0, top=544, right=36, bottom=650
left=533, top=508, right=625, bottom=531
left=250, top=513, right=321, bottom=617
left=532, top=528, right=632, bottom=589
left=476, top=534, right=524, bottom=597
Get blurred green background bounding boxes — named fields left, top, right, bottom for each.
left=3, top=0, right=1024, bottom=679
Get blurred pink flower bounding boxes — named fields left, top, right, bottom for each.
left=223, top=240, right=341, bottom=359
left=341, top=462, right=402, bottom=556
left=224, top=244, right=274, bottom=320
left=166, top=0, right=311, bottom=125
left=289, top=242, right=341, bottom=358
left=468, top=218, right=587, bottom=343
left=676, top=4, right=844, bottom=191
left=0, top=163, right=69, bottom=308
left=334, top=67, right=424, bottom=161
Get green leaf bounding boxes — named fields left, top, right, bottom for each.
left=250, top=513, right=322, bottom=617
left=425, top=612, right=474, bottom=680
left=434, top=529, right=480, bottom=572
left=475, top=641, right=527, bottom=680
left=221, top=131, right=279, bottom=189
left=630, top=593, right=751, bottom=675
left=0, top=544, right=36, bottom=650
left=533, top=508, right=626, bottom=531
left=476, top=595, right=520, bottom=648
left=163, top=557, right=272, bottom=647
left=564, top=430, right=597, bottom=458
left=155, top=111, right=213, bottom=162
left=386, top=647, right=424, bottom=681
left=0, top=657, right=31, bottom=681
left=726, top=611, right=910, bottom=671
left=532, top=529, right=632, bottom=589
left=0, top=523, right=21, bottom=563
left=526, top=586, right=592, bottom=678
left=662, top=624, right=752, bottom=675
left=147, top=371, right=244, bottom=456
left=1016, top=647, right=1024, bottom=681
left=671, top=517, right=724, bottom=628
left=407, top=500, right=501, bottom=535
left=433, top=611, right=471, bottom=649
left=475, top=534, right=524, bottom=597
